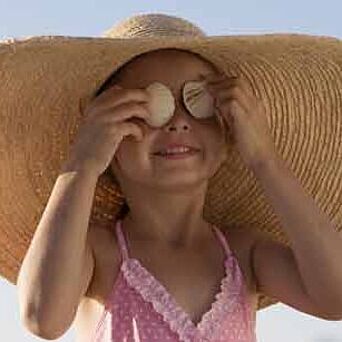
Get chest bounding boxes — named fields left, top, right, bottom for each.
left=73, top=227, right=258, bottom=341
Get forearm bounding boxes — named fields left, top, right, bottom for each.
left=18, top=170, right=98, bottom=330
left=252, top=154, right=342, bottom=312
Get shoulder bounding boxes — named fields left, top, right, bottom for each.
left=219, top=223, right=259, bottom=291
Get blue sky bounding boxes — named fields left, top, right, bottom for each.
left=1, top=0, right=342, bottom=341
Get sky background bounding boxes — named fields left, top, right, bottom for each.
left=0, top=0, right=341, bottom=341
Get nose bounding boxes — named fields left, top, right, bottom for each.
left=162, top=97, right=193, bottom=132
left=163, top=110, right=191, bottom=132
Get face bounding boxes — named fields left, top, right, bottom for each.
left=109, top=49, right=228, bottom=193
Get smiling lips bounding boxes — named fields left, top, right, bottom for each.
left=154, top=149, right=199, bottom=159
left=153, top=145, right=200, bottom=156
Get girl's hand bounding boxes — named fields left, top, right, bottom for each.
left=62, top=85, right=150, bottom=176
left=206, top=74, right=278, bottom=169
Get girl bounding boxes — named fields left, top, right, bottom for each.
left=17, top=14, right=342, bottom=342
left=72, top=48, right=260, bottom=342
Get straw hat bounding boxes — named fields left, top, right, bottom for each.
left=0, top=13, right=341, bottom=312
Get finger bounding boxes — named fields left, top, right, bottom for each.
left=210, top=86, right=252, bottom=115
left=215, top=107, right=235, bottom=144
left=216, top=78, right=257, bottom=101
left=93, top=86, right=150, bottom=109
left=216, top=96, right=248, bottom=122
left=93, top=101, right=150, bottom=125
left=204, top=72, right=227, bottom=82
left=108, top=101, right=150, bottom=121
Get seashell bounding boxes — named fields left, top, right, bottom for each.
left=183, top=80, right=215, bottom=119
left=145, top=82, right=175, bottom=127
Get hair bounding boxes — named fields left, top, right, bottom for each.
left=94, top=48, right=220, bottom=219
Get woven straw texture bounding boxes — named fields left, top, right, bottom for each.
left=0, top=14, right=341, bottom=312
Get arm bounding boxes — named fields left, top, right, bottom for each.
left=17, top=169, right=98, bottom=339
left=251, top=154, right=342, bottom=318
left=206, top=73, right=342, bottom=318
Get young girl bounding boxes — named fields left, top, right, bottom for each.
left=17, top=13, right=342, bottom=342
left=72, top=48, right=259, bottom=342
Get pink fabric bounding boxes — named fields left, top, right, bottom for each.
left=90, top=219, right=257, bottom=342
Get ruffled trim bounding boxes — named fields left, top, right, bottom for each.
left=121, top=256, right=244, bottom=341
left=196, top=256, right=244, bottom=340
left=121, top=258, right=195, bottom=341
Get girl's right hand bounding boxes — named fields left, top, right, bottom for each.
left=61, top=85, right=151, bottom=177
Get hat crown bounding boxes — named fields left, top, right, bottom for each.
left=103, top=13, right=206, bottom=38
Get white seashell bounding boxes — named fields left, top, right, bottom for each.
left=145, top=82, right=175, bottom=127
left=183, top=80, right=215, bottom=119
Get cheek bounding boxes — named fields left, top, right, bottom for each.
left=202, top=127, right=225, bottom=156
left=200, top=111, right=225, bottom=134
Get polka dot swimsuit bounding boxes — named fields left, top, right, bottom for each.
left=90, top=219, right=257, bottom=342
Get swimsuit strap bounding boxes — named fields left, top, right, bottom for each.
left=211, top=223, right=234, bottom=258
left=115, top=219, right=129, bottom=261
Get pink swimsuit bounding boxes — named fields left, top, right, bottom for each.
left=90, top=219, right=257, bottom=342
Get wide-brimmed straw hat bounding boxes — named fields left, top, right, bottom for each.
left=0, top=13, right=341, bottom=312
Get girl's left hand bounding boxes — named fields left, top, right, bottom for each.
left=205, top=74, right=278, bottom=170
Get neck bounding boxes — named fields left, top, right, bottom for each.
left=120, top=212, right=214, bottom=248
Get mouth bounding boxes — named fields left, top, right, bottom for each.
left=152, top=149, right=200, bottom=160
